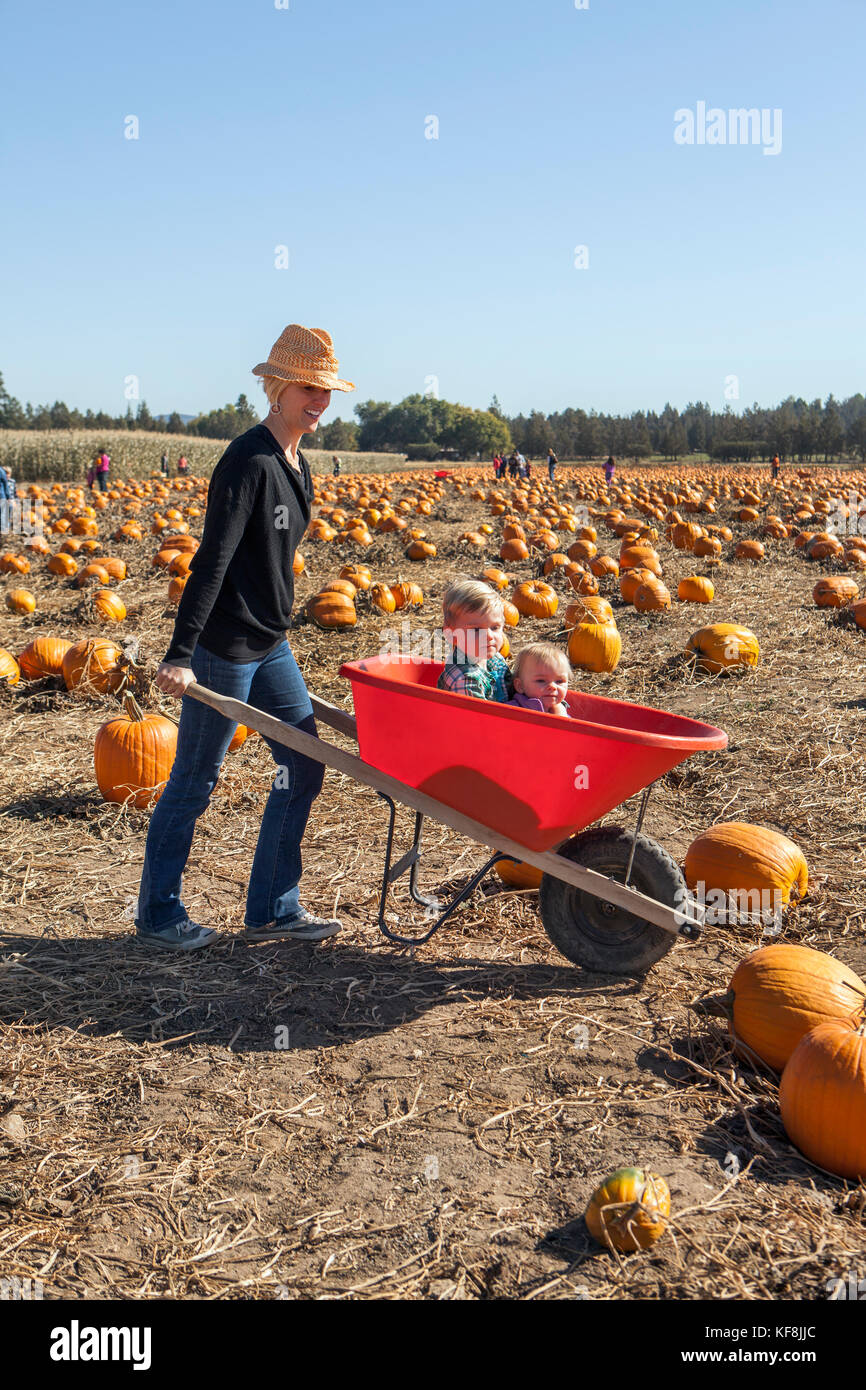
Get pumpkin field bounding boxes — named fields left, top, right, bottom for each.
left=1, top=458, right=866, bottom=1300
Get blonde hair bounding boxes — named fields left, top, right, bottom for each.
left=512, top=641, right=570, bottom=683
left=442, top=579, right=504, bottom=626
left=261, top=374, right=291, bottom=409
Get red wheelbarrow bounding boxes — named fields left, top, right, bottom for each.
left=186, top=656, right=728, bottom=975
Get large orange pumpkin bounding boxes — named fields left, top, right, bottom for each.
left=18, top=636, right=73, bottom=680
left=494, top=858, right=543, bottom=890
left=813, top=577, right=859, bottom=608
left=94, top=693, right=178, bottom=809
left=307, top=591, right=357, bottom=629
left=567, top=620, right=622, bottom=673
left=511, top=581, right=558, bottom=619
left=780, top=1020, right=866, bottom=1178
left=722, top=944, right=865, bottom=1072
left=684, top=623, right=759, bottom=672
left=685, top=822, right=808, bottom=907
left=0, top=648, right=21, bottom=685
left=62, top=638, right=125, bottom=694
left=677, top=576, right=714, bottom=604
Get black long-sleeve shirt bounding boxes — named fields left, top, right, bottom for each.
left=164, top=424, right=313, bottom=667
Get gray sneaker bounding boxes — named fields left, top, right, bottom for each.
left=136, top=917, right=219, bottom=951
left=244, top=911, right=342, bottom=943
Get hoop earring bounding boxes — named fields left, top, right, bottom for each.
left=271, top=402, right=281, bottom=415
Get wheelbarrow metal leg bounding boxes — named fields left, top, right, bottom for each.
left=375, top=792, right=510, bottom=946
left=624, top=781, right=655, bottom=886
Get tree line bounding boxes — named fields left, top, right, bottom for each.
left=2, top=370, right=864, bottom=462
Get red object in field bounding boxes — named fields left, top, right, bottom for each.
left=433, top=470, right=451, bottom=479
left=340, top=656, right=728, bottom=852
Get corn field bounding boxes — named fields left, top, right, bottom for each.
left=0, top=429, right=415, bottom=483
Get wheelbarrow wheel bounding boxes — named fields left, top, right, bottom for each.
left=539, top=826, right=686, bottom=974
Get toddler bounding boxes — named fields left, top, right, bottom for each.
left=508, top=642, right=571, bottom=718
left=438, top=579, right=510, bottom=702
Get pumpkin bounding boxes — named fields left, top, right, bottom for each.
left=685, top=822, right=808, bottom=909
left=94, top=692, right=178, bottom=809
left=567, top=539, right=598, bottom=564
left=481, top=567, right=509, bottom=591
left=511, top=581, right=558, bottom=619
left=319, top=578, right=358, bottom=599
left=227, top=724, right=250, bottom=753
left=780, top=1020, right=866, bottom=1178
left=677, top=576, right=714, bottom=604
left=167, top=574, right=190, bottom=605
left=619, top=543, right=661, bottom=575
left=494, top=858, right=543, bottom=890
left=633, top=578, right=671, bottom=613
left=807, top=536, right=843, bottom=560
left=93, top=556, right=127, bottom=581
left=589, top=554, right=619, bottom=580
left=671, top=521, right=703, bottom=551
left=500, top=538, right=529, bottom=563
left=391, top=582, right=424, bottom=610
left=405, top=540, right=436, bottom=561
left=307, top=591, right=357, bottom=629
left=567, top=567, right=599, bottom=596
left=369, top=582, right=397, bottom=614
left=735, top=540, right=765, bottom=562
left=502, top=600, right=520, bottom=626
left=813, top=577, right=858, bottom=608
left=693, top=535, right=722, bottom=559
left=18, top=636, right=73, bottom=680
left=567, top=620, right=622, bottom=673
left=585, top=1167, right=670, bottom=1253
left=75, top=562, right=111, bottom=588
left=47, top=552, right=78, bottom=577
left=564, top=596, right=614, bottom=626
left=5, top=589, right=36, bottom=614
left=340, top=564, right=371, bottom=590
left=619, top=567, right=656, bottom=604
left=62, top=638, right=125, bottom=694
left=168, top=553, right=193, bottom=577
left=853, top=599, right=866, bottom=631
left=0, top=648, right=21, bottom=685
left=684, top=623, right=759, bottom=673
left=503, top=523, right=526, bottom=541
left=718, top=943, right=866, bottom=1073
left=0, top=552, right=30, bottom=574
left=92, top=589, right=127, bottom=623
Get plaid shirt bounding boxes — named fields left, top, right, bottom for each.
left=438, top=651, right=511, bottom=703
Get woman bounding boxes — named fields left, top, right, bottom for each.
left=96, top=449, right=111, bottom=492
left=135, top=324, right=355, bottom=950
left=604, top=454, right=615, bottom=485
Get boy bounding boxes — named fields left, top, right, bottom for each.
left=438, top=579, right=510, bottom=702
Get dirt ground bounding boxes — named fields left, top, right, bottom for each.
left=1, top=468, right=865, bottom=1300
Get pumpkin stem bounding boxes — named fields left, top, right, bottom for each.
left=690, top=988, right=734, bottom=1020
left=123, top=692, right=146, bottom=723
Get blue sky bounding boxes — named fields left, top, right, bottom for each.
left=2, top=0, right=864, bottom=424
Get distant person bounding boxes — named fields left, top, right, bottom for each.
left=492, top=454, right=500, bottom=478
left=507, top=453, right=518, bottom=479
left=96, top=449, right=111, bottom=492
left=771, top=454, right=780, bottom=480
left=0, top=463, right=12, bottom=533
left=332, top=455, right=341, bottom=476
left=160, top=451, right=170, bottom=476
left=514, top=450, right=527, bottom=479
left=177, top=454, right=189, bottom=476
left=547, top=449, right=557, bottom=481
left=523, top=458, right=531, bottom=479
left=604, top=455, right=615, bottom=485
left=86, top=459, right=97, bottom=488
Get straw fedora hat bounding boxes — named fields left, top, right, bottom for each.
left=252, top=324, right=355, bottom=393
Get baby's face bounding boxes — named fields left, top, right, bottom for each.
left=446, top=607, right=505, bottom=662
left=515, top=659, right=568, bottom=712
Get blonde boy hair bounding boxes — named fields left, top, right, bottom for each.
left=512, top=641, right=570, bottom=683
left=442, top=579, right=504, bottom=627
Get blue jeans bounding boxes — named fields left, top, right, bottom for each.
left=135, top=641, right=324, bottom=932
